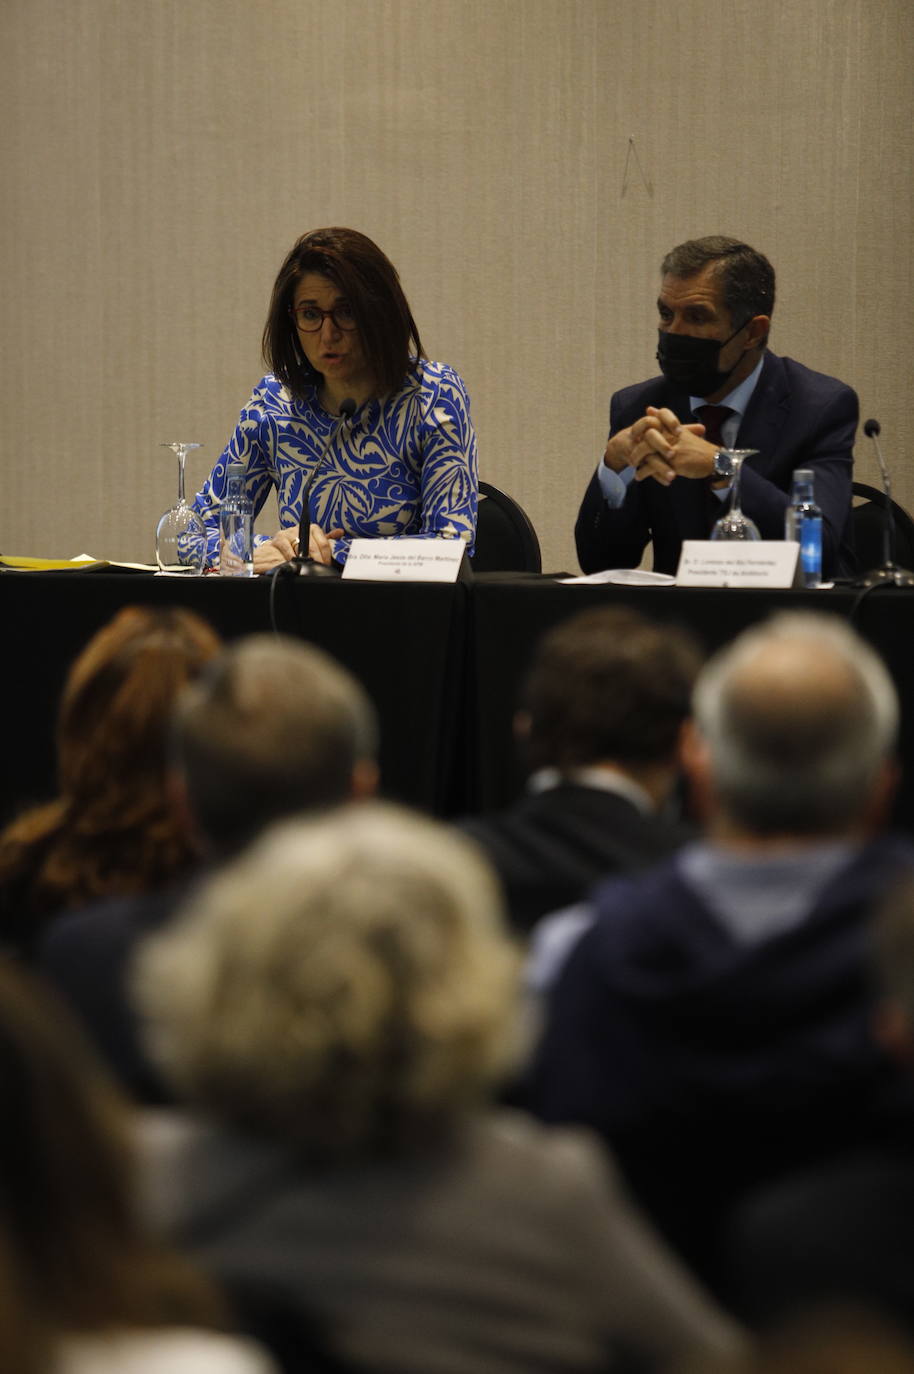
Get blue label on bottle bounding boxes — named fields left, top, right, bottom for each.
left=800, top=515, right=822, bottom=579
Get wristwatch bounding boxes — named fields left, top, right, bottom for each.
left=712, top=450, right=734, bottom=481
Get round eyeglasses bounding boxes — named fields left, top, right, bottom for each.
left=290, top=303, right=358, bottom=333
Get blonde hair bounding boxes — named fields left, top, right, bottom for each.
left=135, top=803, right=520, bottom=1157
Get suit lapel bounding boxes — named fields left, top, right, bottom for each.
left=734, top=353, right=790, bottom=471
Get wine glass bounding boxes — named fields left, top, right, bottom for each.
left=155, top=443, right=207, bottom=573
left=710, top=450, right=761, bottom=542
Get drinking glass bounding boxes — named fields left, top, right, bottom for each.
left=155, top=443, right=207, bottom=573
left=710, top=450, right=761, bottom=542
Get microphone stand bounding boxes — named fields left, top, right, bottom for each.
left=275, top=398, right=356, bottom=580
left=857, top=418, right=914, bottom=588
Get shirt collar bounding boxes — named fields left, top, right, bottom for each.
left=690, top=355, right=764, bottom=423
left=528, top=766, right=655, bottom=816
left=677, top=837, right=858, bottom=944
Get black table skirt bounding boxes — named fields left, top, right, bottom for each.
left=1, top=571, right=467, bottom=822
left=4, top=570, right=914, bottom=833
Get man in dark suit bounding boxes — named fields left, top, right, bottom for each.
left=459, top=605, right=700, bottom=934
left=575, top=236, right=857, bottom=577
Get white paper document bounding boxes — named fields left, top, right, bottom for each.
left=559, top=568, right=676, bottom=586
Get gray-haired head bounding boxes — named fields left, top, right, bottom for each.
left=173, top=634, right=378, bottom=856
left=134, top=802, right=519, bottom=1158
left=692, top=612, right=898, bottom=836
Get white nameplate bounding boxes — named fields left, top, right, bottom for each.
left=676, top=540, right=800, bottom=588
left=342, top=538, right=466, bottom=582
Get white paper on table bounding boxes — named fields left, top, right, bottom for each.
left=559, top=568, right=676, bottom=586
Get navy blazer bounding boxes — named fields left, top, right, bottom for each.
left=459, top=783, right=693, bottom=934
left=575, top=352, right=857, bottom=577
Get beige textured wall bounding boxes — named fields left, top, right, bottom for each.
left=1, top=0, right=912, bottom=573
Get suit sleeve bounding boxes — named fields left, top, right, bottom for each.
left=574, top=394, right=652, bottom=572
left=738, top=380, right=857, bottom=576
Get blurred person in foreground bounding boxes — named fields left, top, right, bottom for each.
left=0, top=606, right=220, bottom=960
left=528, top=611, right=914, bottom=1288
left=132, top=802, right=743, bottom=1374
left=722, top=870, right=914, bottom=1334
left=191, top=226, right=477, bottom=571
left=41, top=634, right=378, bottom=1102
left=670, top=1308, right=914, bottom=1374
left=0, top=956, right=276, bottom=1374
left=460, top=605, right=701, bottom=934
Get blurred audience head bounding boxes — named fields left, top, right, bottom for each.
left=672, top=1307, right=914, bottom=1374
left=172, top=634, right=379, bottom=856
left=689, top=611, right=898, bottom=837
left=135, top=802, right=519, bottom=1159
left=519, top=605, right=701, bottom=782
left=873, top=872, right=914, bottom=1062
left=57, top=605, right=220, bottom=805
left=0, top=957, right=221, bottom=1372
left=0, top=605, right=220, bottom=925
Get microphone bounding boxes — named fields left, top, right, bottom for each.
left=280, top=398, right=356, bottom=580
left=857, top=418, right=914, bottom=588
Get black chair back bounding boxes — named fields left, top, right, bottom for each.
left=852, top=481, right=914, bottom=573
left=472, top=480, right=542, bottom=573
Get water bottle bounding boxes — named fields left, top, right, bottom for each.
left=785, top=468, right=822, bottom=588
left=219, top=462, right=254, bottom=577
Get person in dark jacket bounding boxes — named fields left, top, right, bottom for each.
left=722, top=870, right=914, bottom=1334
left=39, top=635, right=378, bottom=1102
left=575, top=236, right=856, bottom=577
left=133, top=802, right=744, bottom=1374
left=528, top=610, right=914, bottom=1287
left=460, top=605, right=701, bottom=934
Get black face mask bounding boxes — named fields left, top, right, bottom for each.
left=655, top=318, right=750, bottom=397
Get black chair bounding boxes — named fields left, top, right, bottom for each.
left=851, top=481, right=914, bottom=574
left=471, top=480, right=542, bottom=573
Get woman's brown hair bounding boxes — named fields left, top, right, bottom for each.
left=0, top=958, right=223, bottom=1373
left=0, top=606, right=220, bottom=948
left=263, top=226, right=426, bottom=401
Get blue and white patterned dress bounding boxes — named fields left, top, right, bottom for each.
left=192, top=360, right=478, bottom=566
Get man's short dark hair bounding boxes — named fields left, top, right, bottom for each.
left=173, top=636, right=378, bottom=855
left=521, top=607, right=701, bottom=774
left=661, top=235, right=776, bottom=330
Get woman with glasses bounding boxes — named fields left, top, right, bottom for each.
left=191, top=227, right=478, bottom=571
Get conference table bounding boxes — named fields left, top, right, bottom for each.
left=4, top=569, right=914, bottom=833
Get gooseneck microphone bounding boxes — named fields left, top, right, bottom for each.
left=278, top=398, right=356, bottom=580
left=857, top=418, right=914, bottom=588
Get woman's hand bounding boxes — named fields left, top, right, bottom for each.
left=306, top=523, right=345, bottom=565
left=253, top=524, right=344, bottom=573
left=253, top=526, right=297, bottom=572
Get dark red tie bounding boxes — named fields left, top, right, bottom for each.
left=694, top=404, right=734, bottom=447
